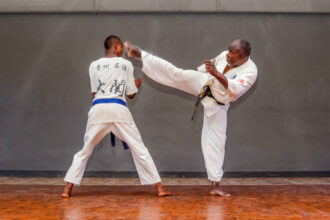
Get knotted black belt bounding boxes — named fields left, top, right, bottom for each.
left=191, top=86, right=224, bottom=120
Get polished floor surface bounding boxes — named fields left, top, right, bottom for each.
left=1, top=177, right=330, bottom=185
left=0, top=183, right=329, bottom=219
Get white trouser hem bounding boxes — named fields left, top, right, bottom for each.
left=64, top=177, right=81, bottom=186
left=140, top=177, right=162, bottom=185
left=64, top=177, right=161, bottom=186
left=207, top=176, right=223, bottom=182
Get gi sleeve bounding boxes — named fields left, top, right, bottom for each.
left=125, top=62, right=138, bottom=96
left=197, top=63, right=207, bottom=72
left=89, top=62, right=97, bottom=93
left=227, top=70, right=257, bottom=102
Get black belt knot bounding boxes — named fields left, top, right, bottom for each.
left=191, top=86, right=224, bottom=121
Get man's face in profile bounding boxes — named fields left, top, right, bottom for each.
left=226, top=41, right=245, bottom=67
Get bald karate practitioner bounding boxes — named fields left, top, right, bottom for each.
left=124, top=40, right=257, bottom=196
left=61, top=35, right=171, bottom=198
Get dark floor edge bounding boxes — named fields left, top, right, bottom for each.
left=0, top=171, right=329, bottom=178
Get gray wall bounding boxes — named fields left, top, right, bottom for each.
left=1, top=0, right=330, bottom=13
left=0, top=12, right=329, bottom=172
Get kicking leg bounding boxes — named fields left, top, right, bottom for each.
left=124, top=41, right=213, bottom=96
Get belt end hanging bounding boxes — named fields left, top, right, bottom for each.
left=110, top=133, right=116, bottom=147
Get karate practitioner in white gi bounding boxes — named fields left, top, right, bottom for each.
left=61, top=35, right=171, bottom=198
left=124, top=39, right=258, bottom=196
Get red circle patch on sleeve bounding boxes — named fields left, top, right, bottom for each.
left=237, top=79, right=245, bottom=85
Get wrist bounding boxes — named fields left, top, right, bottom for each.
left=211, top=70, right=219, bottom=76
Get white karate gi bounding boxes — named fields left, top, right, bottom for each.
left=64, top=57, right=161, bottom=185
left=141, top=50, right=257, bottom=182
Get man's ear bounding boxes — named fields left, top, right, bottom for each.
left=239, top=50, right=246, bottom=59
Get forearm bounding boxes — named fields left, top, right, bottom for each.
left=126, top=78, right=142, bottom=99
left=203, top=60, right=228, bottom=89
left=211, top=72, right=228, bottom=89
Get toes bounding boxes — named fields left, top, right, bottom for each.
left=158, top=191, right=172, bottom=197
left=222, top=192, right=231, bottom=197
left=124, top=41, right=131, bottom=51
left=210, top=190, right=231, bottom=197
left=124, top=41, right=135, bottom=57
left=61, top=193, right=71, bottom=198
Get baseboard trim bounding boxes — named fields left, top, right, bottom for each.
left=0, top=171, right=329, bottom=178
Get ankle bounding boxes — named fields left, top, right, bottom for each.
left=211, top=181, right=220, bottom=189
left=154, top=182, right=164, bottom=192
left=65, top=182, right=73, bottom=189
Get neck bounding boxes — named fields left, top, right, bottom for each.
left=106, top=51, right=119, bottom=58
left=232, top=56, right=249, bottom=68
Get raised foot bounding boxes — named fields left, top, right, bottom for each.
left=124, top=41, right=141, bottom=58
left=124, top=41, right=133, bottom=57
left=210, top=189, right=231, bottom=197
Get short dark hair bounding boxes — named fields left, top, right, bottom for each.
left=239, top=40, right=251, bottom=57
left=104, top=35, right=122, bottom=50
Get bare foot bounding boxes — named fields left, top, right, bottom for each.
left=210, top=189, right=231, bottom=197
left=61, top=182, right=73, bottom=198
left=155, top=182, right=172, bottom=197
left=124, top=41, right=141, bottom=58
left=157, top=189, right=172, bottom=197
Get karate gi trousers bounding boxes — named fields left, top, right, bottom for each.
left=141, top=51, right=228, bottom=182
left=64, top=106, right=161, bottom=185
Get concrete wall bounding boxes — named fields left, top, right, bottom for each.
left=0, top=12, right=329, bottom=173
left=0, top=0, right=330, bottom=13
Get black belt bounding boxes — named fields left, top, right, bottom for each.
left=204, top=87, right=224, bottom=106
left=191, top=86, right=224, bottom=121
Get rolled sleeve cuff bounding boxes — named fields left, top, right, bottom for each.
left=126, top=86, right=138, bottom=96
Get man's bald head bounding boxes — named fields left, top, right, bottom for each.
left=226, top=39, right=251, bottom=67
left=231, top=39, right=251, bottom=57
left=239, top=39, right=251, bottom=57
